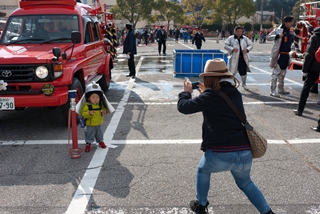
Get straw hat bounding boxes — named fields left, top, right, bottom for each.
left=199, top=59, right=233, bottom=77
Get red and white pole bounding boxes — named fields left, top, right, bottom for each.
left=68, top=90, right=82, bottom=159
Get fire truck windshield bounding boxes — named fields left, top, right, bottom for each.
left=0, top=15, right=79, bottom=44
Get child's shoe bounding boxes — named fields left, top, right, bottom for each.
left=85, top=143, right=91, bottom=152
left=99, top=141, right=107, bottom=148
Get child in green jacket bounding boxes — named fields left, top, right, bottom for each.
left=79, top=82, right=114, bottom=152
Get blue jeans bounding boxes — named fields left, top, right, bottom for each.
left=196, top=150, right=271, bottom=214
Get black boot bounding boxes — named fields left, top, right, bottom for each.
left=263, top=209, right=275, bottom=214
left=189, top=200, right=209, bottom=214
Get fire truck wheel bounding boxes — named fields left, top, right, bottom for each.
left=98, top=72, right=111, bottom=92
left=61, top=77, right=84, bottom=125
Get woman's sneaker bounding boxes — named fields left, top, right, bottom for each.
left=189, top=200, right=209, bottom=214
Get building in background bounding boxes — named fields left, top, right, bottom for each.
left=237, top=11, right=275, bottom=30
left=0, top=0, right=19, bottom=20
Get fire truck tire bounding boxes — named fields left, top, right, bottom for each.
left=98, top=71, right=111, bottom=92
left=61, top=77, right=84, bottom=125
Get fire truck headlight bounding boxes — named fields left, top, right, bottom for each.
left=35, top=66, right=49, bottom=79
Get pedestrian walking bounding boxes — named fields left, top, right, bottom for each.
left=189, top=29, right=193, bottom=42
left=183, top=30, right=189, bottom=44
left=224, top=26, right=253, bottom=90
left=143, top=28, right=149, bottom=45
left=216, top=29, right=219, bottom=43
left=251, top=31, right=256, bottom=42
left=78, top=82, right=114, bottom=152
left=192, top=27, right=205, bottom=49
left=156, top=26, right=167, bottom=55
left=260, top=30, right=267, bottom=43
left=293, top=26, right=320, bottom=117
left=174, top=28, right=180, bottom=43
left=134, top=31, right=140, bottom=46
left=254, top=33, right=259, bottom=42
left=116, top=29, right=121, bottom=46
left=177, top=59, right=275, bottom=214
left=221, top=29, right=225, bottom=40
left=123, top=23, right=137, bottom=78
left=267, top=16, right=294, bottom=97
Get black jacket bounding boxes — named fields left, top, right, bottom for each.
left=123, top=29, right=137, bottom=54
left=303, top=27, right=320, bottom=73
left=192, top=32, right=205, bottom=47
left=177, top=82, right=249, bottom=151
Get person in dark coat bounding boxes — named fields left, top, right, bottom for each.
left=143, top=28, right=149, bottom=45
left=174, top=28, right=180, bottom=43
left=294, top=27, right=320, bottom=117
left=192, top=27, right=205, bottom=49
left=123, top=23, right=137, bottom=78
left=177, top=59, right=275, bottom=214
left=156, top=26, right=167, bottom=55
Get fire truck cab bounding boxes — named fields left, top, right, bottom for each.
left=0, top=0, right=113, bottom=124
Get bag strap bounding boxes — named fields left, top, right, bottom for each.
left=87, top=102, right=102, bottom=111
left=217, top=91, right=253, bottom=131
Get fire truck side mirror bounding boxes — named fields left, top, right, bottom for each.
left=71, top=31, right=81, bottom=44
left=52, top=47, right=61, bottom=60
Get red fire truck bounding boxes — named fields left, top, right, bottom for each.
left=289, top=1, right=320, bottom=70
left=0, top=0, right=114, bottom=124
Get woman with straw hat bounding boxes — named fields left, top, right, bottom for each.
left=177, top=59, right=274, bottom=214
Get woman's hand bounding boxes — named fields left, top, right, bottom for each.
left=197, top=81, right=204, bottom=94
left=183, top=79, right=193, bottom=93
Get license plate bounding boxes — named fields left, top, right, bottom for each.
left=0, top=97, right=15, bottom=110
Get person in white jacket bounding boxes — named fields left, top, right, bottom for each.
left=224, top=26, right=253, bottom=90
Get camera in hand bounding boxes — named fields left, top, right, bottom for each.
left=192, top=81, right=200, bottom=90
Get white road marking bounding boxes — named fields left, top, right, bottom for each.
left=178, top=41, right=194, bottom=49
left=250, top=65, right=303, bottom=86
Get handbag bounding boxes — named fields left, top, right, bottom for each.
left=218, top=91, right=267, bottom=158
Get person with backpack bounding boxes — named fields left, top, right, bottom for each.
left=294, top=26, right=320, bottom=117
left=79, top=82, right=114, bottom=152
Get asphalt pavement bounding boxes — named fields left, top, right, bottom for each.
left=0, top=37, right=320, bottom=214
